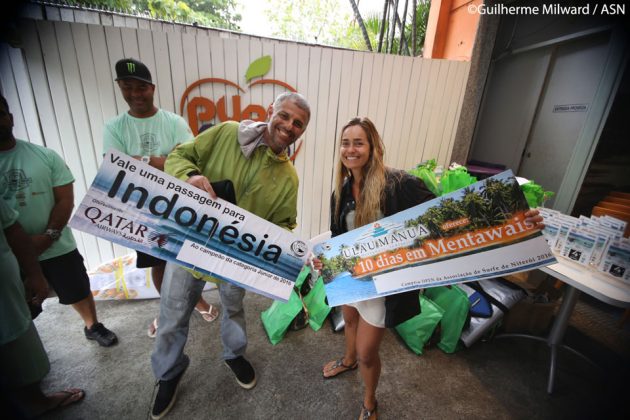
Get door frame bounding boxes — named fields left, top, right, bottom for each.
left=554, top=26, right=628, bottom=213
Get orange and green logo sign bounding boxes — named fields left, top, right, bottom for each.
left=180, top=56, right=297, bottom=136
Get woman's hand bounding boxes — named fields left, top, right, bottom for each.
left=524, top=209, right=545, bottom=229
left=311, top=256, right=323, bottom=272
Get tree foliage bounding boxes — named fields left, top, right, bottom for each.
left=264, top=0, right=352, bottom=45
left=344, top=1, right=430, bottom=56
left=68, top=0, right=241, bottom=30
left=264, top=0, right=429, bottom=56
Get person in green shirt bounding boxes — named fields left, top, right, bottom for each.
left=103, top=58, right=218, bottom=338
left=0, top=200, right=85, bottom=418
left=150, top=92, right=310, bottom=419
left=0, top=95, right=117, bottom=347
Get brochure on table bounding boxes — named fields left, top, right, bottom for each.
left=539, top=208, right=629, bottom=282
left=314, top=171, right=556, bottom=307
left=69, top=150, right=309, bottom=302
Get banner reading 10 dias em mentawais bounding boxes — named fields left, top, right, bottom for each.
left=313, top=171, right=556, bottom=307
left=69, top=150, right=309, bottom=302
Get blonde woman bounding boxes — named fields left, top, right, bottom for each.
left=315, top=117, right=434, bottom=419
left=315, top=117, right=544, bottom=419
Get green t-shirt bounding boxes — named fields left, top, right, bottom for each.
left=103, top=109, right=193, bottom=157
left=0, top=199, right=31, bottom=344
left=0, top=140, right=77, bottom=261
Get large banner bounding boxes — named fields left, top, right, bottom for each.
left=313, top=171, right=556, bottom=307
left=69, top=150, right=309, bottom=302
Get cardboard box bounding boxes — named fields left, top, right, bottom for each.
left=502, top=296, right=560, bottom=335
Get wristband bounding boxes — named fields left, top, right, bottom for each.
left=45, top=228, right=62, bottom=241
left=187, top=170, right=202, bottom=178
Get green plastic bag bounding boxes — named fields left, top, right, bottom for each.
left=439, top=167, right=477, bottom=194
left=303, top=276, right=331, bottom=331
left=260, top=291, right=303, bottom=345
left=520, top=181, right=555, bottom=208
left=260, top=266, right=311, bottom=345
left=409, top=160, right=441, bottom=196
left=395, top=295, right=444, bottom=355
left=424, top=285, right=470, bottom=353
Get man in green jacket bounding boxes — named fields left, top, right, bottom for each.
left=150, top=92, right=310, bottom=419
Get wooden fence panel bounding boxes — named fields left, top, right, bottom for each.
left=7, top=46, right=43, bottom=146
left=104, top=26, right=127, bottom=116
left=1, top=11, right=470, bottom=267
left=400, top=59, right=426, bottom=171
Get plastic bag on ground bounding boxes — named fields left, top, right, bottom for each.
left=395, top=295, right=444, bottom=355
left=303, top=276, right=331, bottom=331
left=424, top=285, right=470, bottom=353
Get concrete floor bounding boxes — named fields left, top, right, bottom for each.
left=29, top=288, right=630, bottom=420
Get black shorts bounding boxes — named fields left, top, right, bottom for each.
left=136, top=251, right=165, bottom=269
left=39, top=249, right=91, bottom=305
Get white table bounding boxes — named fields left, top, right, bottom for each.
left=499, top=256, right=630, bottom=394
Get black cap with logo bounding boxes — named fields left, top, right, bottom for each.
left=115, top=58, right=152, bottom=84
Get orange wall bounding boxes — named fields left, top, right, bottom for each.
left=424, top=0, right=481, bottom=61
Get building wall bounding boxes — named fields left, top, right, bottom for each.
left=424, top=0, right=482, bottom=61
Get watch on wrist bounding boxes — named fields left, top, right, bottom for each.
left=186, top=170, right=201, bottom=178
left=45, top=228, right=62, bottom=241
left=141, top=155, right=151, bottom=164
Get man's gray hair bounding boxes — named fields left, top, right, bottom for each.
left=272, top=92, right=311, bottom=120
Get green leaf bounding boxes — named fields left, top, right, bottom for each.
left=245, top=56, right=271, bottom=82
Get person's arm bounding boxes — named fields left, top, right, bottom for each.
left=165, top=137, right=217, bottom=198
left=147, top=155, right=167, bottom=171
left=30, top=183, right=74, bottom=254
left=5, top=221, right=49, bottom=303
left=271, top=182, right=298, bottom=231
left=401, top=172, right=436, bottom=207
left=150, top=114, right=194, bottom=172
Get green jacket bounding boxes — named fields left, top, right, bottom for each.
left=165, top=121, right=299, bottom=282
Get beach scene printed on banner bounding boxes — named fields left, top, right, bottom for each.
left=69, top=150, right=309, bottom=302
left=313, top=171, right=556, bottom=307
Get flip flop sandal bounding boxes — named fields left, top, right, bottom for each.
left=195, top=305, right=219, bottom=323
left=322, top=357, right=358, bottom=379
left=147, top=318, right=158, bottom=338
left=359, top=401, right=378, bottom=420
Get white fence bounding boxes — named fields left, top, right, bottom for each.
left=0, top=5, right=470, bottom=269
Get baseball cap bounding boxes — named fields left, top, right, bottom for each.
left=115, top=58, right=152, bottom=84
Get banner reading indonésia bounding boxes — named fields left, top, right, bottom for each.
left=69, top=150, right=309, bottom=302
left=313, top=171, right=556, bottom=307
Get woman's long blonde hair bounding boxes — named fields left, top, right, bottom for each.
left=333, top=117, right=387, bottom=227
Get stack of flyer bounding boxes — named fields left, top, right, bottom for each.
left=539, top=208, right=630, bottom=282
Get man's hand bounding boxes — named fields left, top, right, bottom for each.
left=187, top=174, right=217, bottom=199
left=31, top=234, right=53, bottom=255
left=150, top=156, right=167, bottom=171
left=4, top=221, right=49, bottom=305
left=524, top=209, right=545, bottom=229
left=132, top=155, right=167, bottom=171
left=24, top=273, right=49, bottom=305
